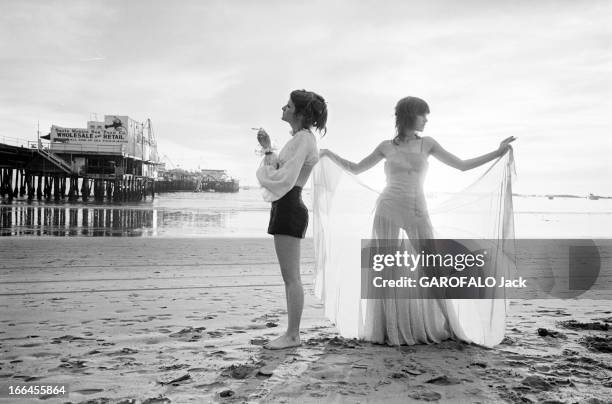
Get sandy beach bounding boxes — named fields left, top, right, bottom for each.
left=1, top=238, right=610, bottom=403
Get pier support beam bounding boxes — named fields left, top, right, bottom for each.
left=26, top=172, right=34, bottom=200
left=7, top=169, right=14, bottom=202
left=68, top=176, right=77, bottom=202
left=37, top=175, right=42, bottom=200
left=19, top=170, right=26, bottom=197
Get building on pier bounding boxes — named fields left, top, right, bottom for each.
left=47, top=115, right=160, bottom=179
left=195, top=169, right=239, bottom=193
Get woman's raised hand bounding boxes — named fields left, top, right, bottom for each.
left=498, top=136, right=516, bottom=155
left=256, top=128, right=271, bottom=149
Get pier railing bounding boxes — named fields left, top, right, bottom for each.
left=0, top=135, right=33, bottom=148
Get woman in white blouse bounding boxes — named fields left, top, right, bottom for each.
left=256, top=89, right=327, bottom=349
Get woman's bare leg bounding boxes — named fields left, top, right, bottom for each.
left=265, top=234, right=303, bottom=349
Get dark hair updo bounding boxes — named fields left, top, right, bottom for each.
left=394, top=96, right=430, bottom=144
left=290, top=89, right=328, bottom=136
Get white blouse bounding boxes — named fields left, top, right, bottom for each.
left=256, top=129, right=319, bottom=202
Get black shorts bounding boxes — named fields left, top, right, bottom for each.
left=267, top=186, right=308, bottom=239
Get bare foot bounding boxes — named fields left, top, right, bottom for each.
left=263, top=334, right=301, bottom=350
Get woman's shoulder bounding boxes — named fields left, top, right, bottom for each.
left=420, top=136, right=438, bottom=153
left=291, top=129, right=317, bottom=155
left=376, top=139, right=394, bottom=149
left=376, top=139, right=394, bottom=155
left=294, top=128, right=316, bottom=140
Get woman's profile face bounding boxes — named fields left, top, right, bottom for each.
left=281, top=99, right=297, bottom=123
left=414, top=113, right=429, bottom=132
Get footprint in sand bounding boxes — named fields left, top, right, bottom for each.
left=194, top=381, right=225, bottom=390
left=118, top=347, right=139, bottom=354
left=558, top=319, right=609, bottom=331
left=500, top=336, right=517, bottom=345
left=252, top=314, right=280, bottom=323
left=87, top=349, right=102, bottom=355
left=73, top=388, right=104, bottom=395
left=159, top=363, right=190, bottom=371
left=223, top=363, right=258, bottom=380
left=238, top=324, right=268, bottom=331
left=537, top=328, right=567, bottom=339
left=169, top=327, right=207, bottom=342
left=57, top=359, right=87, bottom=371
left=51, top=335, right=92, bottom=344
left=17, top=342, right=42, bottom=348
left=141, top=395, right=171, bottom=403
left=30, top=352, right=61, bottom=359
left=210, top=350, right=227, bottom=356
left=580, top=335, right=612, bottom=353
left=187, top=367, right=209, bottom=373
left=408, top=387, right=442, bottom=401
left=250, top=338, right=269, bottom=346
left=426, top=375, right=462, bottom=385
left=159, top=373, right=191, bottom=386
left=206, top=330, right=224, bottom=339
left=519, top=375, right=553, bottom=392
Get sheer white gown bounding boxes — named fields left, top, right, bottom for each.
left=313, top=138, right=515, bottom=347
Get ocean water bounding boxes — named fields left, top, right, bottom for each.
left=0, top=188, right=610, bottom=238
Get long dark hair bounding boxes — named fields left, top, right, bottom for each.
left=393, top=96, right=430, bottom=144
left=290, top=89, right=328, bottom=136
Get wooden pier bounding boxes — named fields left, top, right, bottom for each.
left=1, top=115, right=241, bottom=202
left=0, top=140, right=155, bottom=203
left=1, top=115, right=160, bottom=203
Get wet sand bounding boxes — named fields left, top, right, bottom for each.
left=0, top=238, right=610, bottom=403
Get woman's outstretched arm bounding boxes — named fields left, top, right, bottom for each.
left=320, top=142, right=385, bottom=175
left=429, top=136, right=515, bottom=171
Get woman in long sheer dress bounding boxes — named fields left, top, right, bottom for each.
left=256, top=89, right=327, bottom=349
left=315, top=96, right=516, bottom=347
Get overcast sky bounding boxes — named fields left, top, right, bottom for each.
left=1, top=0, right=610, bottom=194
